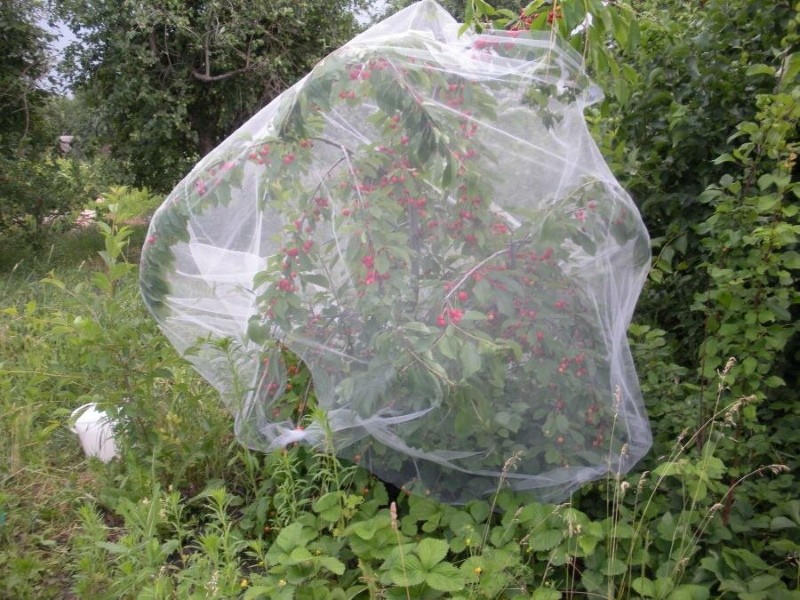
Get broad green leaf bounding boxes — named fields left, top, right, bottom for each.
left=271, top=522, right=316, bottom=554
left=467, top=501, right=490, bottom=524
left=473, top=0, right=496, bottom=16
left=319, top=556, right=346, bottom=575
left=781, top=250, right=800, bottom=269
left=517, top=503, right=554, bottom=526
left=312, top=492, right=343, bottom=522
left=577, top=532, right=600, bottom=555
left=529, top=528, right=563, bottom=552
left=408, top=496, right=442, bottom=521
left=288, top=546, right=313, bottom=564
left=459, top=341, right=482, bottom=380
left=416, top=537, right=449, bottom=569
left=438, top=334, right=459, bottom=360
left=384, top=554, right=425, bottom=587
left=745, top=64, right=776, bottom=77
left=247, top=319, right=270, bottom=344
left=375, top=252, right=390, bottom=273
left=602, top=557, right=627, bottom=576
left=745, top=574, right=781, bottom=592
left=425, top=562, right=465, bottom=592
left=531, top=588, right=561, bottom=600
left=632, top=576, right=655, bottom=597
left=350, top=517, right=379, bottom=540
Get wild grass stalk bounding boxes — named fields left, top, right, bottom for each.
left=389, top=500, right=412, bottom=600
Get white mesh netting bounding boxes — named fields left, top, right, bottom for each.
left=140, top=0, right=652, bottom=502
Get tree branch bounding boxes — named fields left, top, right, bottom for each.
left=190, top=65, right=253, bottom=83
left=191, top=30, right=258, bottom=83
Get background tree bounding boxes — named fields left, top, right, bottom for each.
left=0, top=0, right=53, bottom=152
left=56, top=0, right=365, bottom=192
left=0, top=0, right=76, bottom=239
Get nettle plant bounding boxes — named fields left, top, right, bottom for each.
left=140, top=0, right=651, bottom=503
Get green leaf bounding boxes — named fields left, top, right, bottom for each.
left=473, top=0, right=496, bottom=16
left=632, top=576, right=655, bottom=597
left=769, top=516, right=797, bottom=530
left=782, top=250, right=800, bottom=269
left=349, top=517, right=381, bottom=540
left=288, top=546, right=313, bottom=564
left=653, top=461, right=685, bottom=478
left=408, top=496, right=442, bottom=521
left=384, top=554, right=425, bottom=587
left=517, top=503, right=554, bottom=526
left=271, top=523, right=316, bottom=555
left=247, top=319, right=270, bottom=345
left=438, top=334, right=459, bottom=360
left=468, top=501, right=490, bottom=524
left=748, top=574, right=782, bottom=592
left=425, top=562, right=465, bottom=592
left=442, top=160, right=453, bottom=188
left=375, top=252, right=391, bottom=273
left=577, top=531, right=600, bottom=555
left=319, top=556, right=346, bottom=575
left=312, top=492, right=342, bottom=522
left=602, top=557, right=627, bottom=576
left=531, top=589, right=561, bottom=600
left=416, top=538, right=449, bottom=569
left=459, top=342, right=482, bottom=380
left=745, top=64, right=776, bottom=77
left=765, top=376, right=786, bottom=388
left=765, top=297, right=791, bottom=321
left=529, top=529, right=563, bottom=552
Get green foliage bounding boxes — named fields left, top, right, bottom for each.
left=459, top=0, right=641, bottom=105
left=0, top=2, right=81, bottom=243
left=55, top=0, right=365, bottom=191
left=0, top=0, right=53, bottom=148
left=694, top=73, right=799, bottom=398
left=3, top=212, right=800, bottom=598
left=0, top=154, right=79, bottom=242
left=607, top=0, right=797, bottom=359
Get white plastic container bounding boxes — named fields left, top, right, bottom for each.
left=69, top=403, right=119, bottom=462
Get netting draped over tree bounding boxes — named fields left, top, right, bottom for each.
left=140, top=0, right=652, bottom=502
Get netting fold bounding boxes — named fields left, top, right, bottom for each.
left=140, top=0, right=652, bottom=503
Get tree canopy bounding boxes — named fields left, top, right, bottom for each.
left=0, top=0, right=53, bottom=153
left=56, top=0, right=365, bottom=191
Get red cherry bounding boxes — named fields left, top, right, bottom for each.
left=448, top=308, right=464, bottom=325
